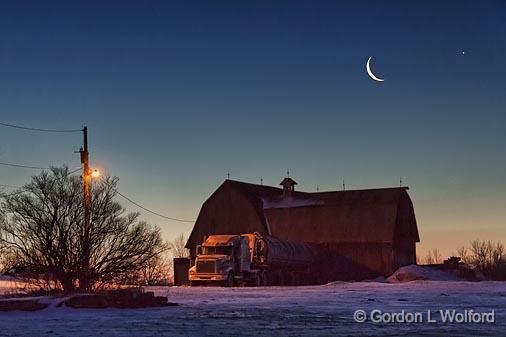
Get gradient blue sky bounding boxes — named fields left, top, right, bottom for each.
left=0, top=1, right=505, bottom=256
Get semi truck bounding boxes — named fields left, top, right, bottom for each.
left=189, top=233, right=315, bottom=286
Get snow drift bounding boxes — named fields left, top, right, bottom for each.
left=387, top=265, right=461, bottom=283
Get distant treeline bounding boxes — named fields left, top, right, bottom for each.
left=419, top=240, right=506, bottom=281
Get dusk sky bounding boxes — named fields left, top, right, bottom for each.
left=0, top=1, right=505, bottom=257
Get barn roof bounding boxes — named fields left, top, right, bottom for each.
left=223, top=180, right=419, bottom=244
left=279, top=177, right=297, bottom=186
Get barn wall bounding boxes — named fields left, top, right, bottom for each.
left=395, top=191, right=419, bottom=241
left=392, top=190, right=418, bottom=268
left=187, top=184, right=266, bottom=261
left=313, top=243, right=395, bottom=282
left=393, top=238, right=416, bottom=268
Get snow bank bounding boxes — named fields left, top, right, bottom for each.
left=387, top=265, right=461, bottom=283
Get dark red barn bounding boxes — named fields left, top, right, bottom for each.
left=186, top=178, right=419, bottom=282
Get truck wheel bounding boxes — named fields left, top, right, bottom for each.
left=260, top=271, right=268, bottom=286
left=277, top=272, right=285, bottom=286
left=225, top=272, right=234, bottom=287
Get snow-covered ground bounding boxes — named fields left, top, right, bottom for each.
left=1, top=281, right=505, bottom=336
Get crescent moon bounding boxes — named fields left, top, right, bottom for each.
left=366, top=56, right=384, bottom=82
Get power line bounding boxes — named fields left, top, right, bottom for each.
left=0, top=162, right=50, bottom=170
left=0, top=167, right=80, bottom=191
left=0, top=162, right=82, bottom=174
left=0, top=184, right=25, bottom=196
left=0, top=121, right=82, bottom=133
left=67, top=167, right=82, bottom=175
left=0, top=168, right=82, bottom=195
left=0, top=179, right=194, bottom=223
left=0, top=184, right=21, bottom=189
left=115, top=190, right=195, bottom=223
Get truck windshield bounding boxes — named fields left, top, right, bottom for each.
left=202, top=246, right=233, bottom=255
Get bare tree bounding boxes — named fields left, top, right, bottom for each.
left=424, top=251, right=434, bottom=265
left=139, top=252, right=172, bottom=286
left=0, top=246, right=18, bottom=274
left=432, top=249, right=442, bottom=264
left=456, top=246, right=469, bottom=263
left=468, top=240, right=504, bottom=275
left=491, top=242, right=504, bottom=266
left=0, top=167, right=167, bottom=293
left=470, top=240, right=490, bottom=272
left=424, top=249, right=442, bottom=265
left=170, top=233, right=189, bottom=258
left=115, top=250, right=172, bottom=286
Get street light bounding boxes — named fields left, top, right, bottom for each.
left=90, top=169, right=100, bottom=179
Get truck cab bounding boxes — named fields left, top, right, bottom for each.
left=189, top=235, right=253, bottom=286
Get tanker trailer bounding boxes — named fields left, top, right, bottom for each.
left=189, top=233, right=315, bottom=286
left=250, top=234, right=316, bottom=285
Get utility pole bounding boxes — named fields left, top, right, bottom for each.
left=79, top=126, right=91, bottom=291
